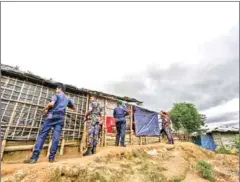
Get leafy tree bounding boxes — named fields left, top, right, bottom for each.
left=169, top=102, right=205, bottom=133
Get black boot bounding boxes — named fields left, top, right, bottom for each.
left=115, top=141, right=119, bottom=146
left=92, top=147, right=96, bottom=154
left=83, top=147, right=93, bottom=156
left=23, top=158, right=37, bottom=164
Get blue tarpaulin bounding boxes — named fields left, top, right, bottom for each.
left=200, top=134, right=216, bottom=151
left=134, top=106, right=160, bottom=136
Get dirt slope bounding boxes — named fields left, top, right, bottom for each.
left=1, top=142, right=239, bottom=182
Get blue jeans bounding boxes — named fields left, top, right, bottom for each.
left=31, top=113, right=64, bottom=160
left=116, top=120, right=126, bottom=146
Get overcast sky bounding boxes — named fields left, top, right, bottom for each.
left=2, top=2, right=239, bottom=127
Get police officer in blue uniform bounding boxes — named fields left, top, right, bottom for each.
left=24, top=83, right=76, bottom=163
left=113, top=100, right=129, bottom=147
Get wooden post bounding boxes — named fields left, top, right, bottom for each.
left=103, top=99, right=107, bottom=147
left=1, top=140, right=7, bottom=160
left=139, top=136, right=143, bottom=145
left=1, top=103, right=18, bottom=160
left=47, top=137, right=52, bottom=157
left=100, top=99, right=106, bottom=147
left=60, top=139, right=65, bottom=155
left=145, top=136, right=147, bottom=145
left=80, top=94, right=89, bottom=153
left=129, top=105, right=133, bottom=145
left=60, top=113, right=67, bottom=155
left=77, top=96, right=85, bottom=152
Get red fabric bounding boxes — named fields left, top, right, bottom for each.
left=106, top=116, right=116, bottom=133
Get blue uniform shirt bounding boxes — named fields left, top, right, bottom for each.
left=49, top=92, right=74, bottom=114
left=113, top=107, right=128, bottom=122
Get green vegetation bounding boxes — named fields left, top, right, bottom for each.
left=169, top=102, right=205, bottom=133
left=216, top=145, right=232, bottom=154
left=233, top=135, right=240, bottom=149
left=196, top=160, right=215, bottom=182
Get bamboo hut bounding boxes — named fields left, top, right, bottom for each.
left=1, top=64, right=162, bottom=160
left=192, top=125, right=239, bottom=151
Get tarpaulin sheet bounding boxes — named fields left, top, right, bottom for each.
left=134, top=106, right=160, bottom=136
left=201, top=134, right=216, bottom=151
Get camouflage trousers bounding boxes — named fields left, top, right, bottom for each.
left=164, top=127, right=174, bottom=144
left=86, top=120, right=100, bottom=148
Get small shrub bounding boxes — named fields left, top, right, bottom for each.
left=132, top=150, right=148, bottom=159
left=197, top=160, right=215, bottom=182
left=233, top=135, right=240, bottom=149
left=216, top=145, right=232, bottom=154
left=171, top=177, right=181, bottom=182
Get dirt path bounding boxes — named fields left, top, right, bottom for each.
left=1, top=142, right=239, bottom=182
left=1, top=143, right=166, bottom=176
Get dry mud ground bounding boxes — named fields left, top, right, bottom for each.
left=1, top=142, right=239, bottom=182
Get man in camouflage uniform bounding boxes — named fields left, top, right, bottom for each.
left=83, top=96, right=103, bottom=156
left=160, top=111, right=174, bottom=144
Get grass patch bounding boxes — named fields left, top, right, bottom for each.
left=120, top=163, right=132, bottom=168
left=132, top=150, right=149, bottom=159
left=233, top=135, right=240, bottom=149
left=216, top=145, right=232, bottom=154
left=196, top=160, right=215, bottom=182
left=171, top=177, right=181, bottom=182
left=138, top=160, right=167, bottom=182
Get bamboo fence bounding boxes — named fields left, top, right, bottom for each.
left=1, top=75, right=88, bottom=159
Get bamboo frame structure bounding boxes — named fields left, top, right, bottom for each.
left=129, top=105, right=133, bottom=145
left=103, top=99, right=107, bottom=147
left=1, top=75, right=88, bottom=159
left=79, top=94, right=89, bottom=154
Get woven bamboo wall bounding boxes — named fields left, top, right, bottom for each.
left=212, top=132, right=238, bottom=148
left=1, top=75, right=88, bottom=142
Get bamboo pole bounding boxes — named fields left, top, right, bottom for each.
left=1, top=103, right=18, bottom=160
left=78, top=97, right=85, bottom=153
left=60, top=138, right=65, bottom=155
left=73, top=96, right=80, bottom=140
left=47, top=136, right=52, bottom=157
left=0, top=99, right=10, bottom=160
left=80, top=94, right=89, bottom=153
left=100, top=99, right=106, bottom=147
left=129, top=105, right=133, bottom=145
left=27, top=85, right=44, bottom=140
left=35, top=88, right=49, bottom=140
left=11, top=81, right=26, bottom=139
left=139, top=136, right=143, bottom=145
left=103, top=99, right=107, bottom=147
left=3, top=142, right=80, bottom=152
left=60, top=115, right=67, bottom=156
left=1, top=78, right=19, bottom=160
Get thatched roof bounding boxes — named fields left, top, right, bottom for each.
left=1, top=64, right=143, bottom=104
